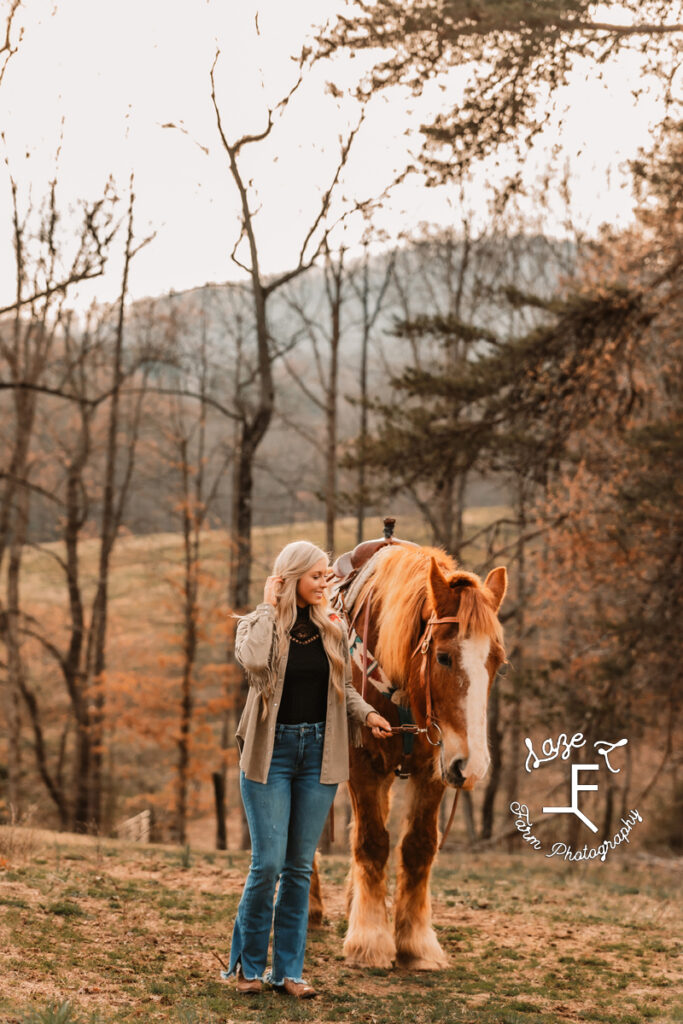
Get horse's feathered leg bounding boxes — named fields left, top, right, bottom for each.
left=344, top=755, right=396, bottom=969
left=308, top=851, right=324, bottom=928
left=394, top=770, right=449, bottom=970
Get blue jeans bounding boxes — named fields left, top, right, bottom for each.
left=227, top=722, right=337, bottom=985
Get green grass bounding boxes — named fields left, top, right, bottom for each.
left=0, top=827, right=681, bottom=1024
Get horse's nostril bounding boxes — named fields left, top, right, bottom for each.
left=450, top=759, right=466, bottom=786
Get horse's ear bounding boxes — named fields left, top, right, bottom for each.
left=484, top=566, right=507, bottom=611
left=427, top=557, right=452, bottom=612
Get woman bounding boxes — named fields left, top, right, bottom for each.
left=225, top=541, right=392, bottom=998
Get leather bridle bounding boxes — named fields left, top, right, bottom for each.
left=350, top=594, right=463, bottom=850
left=412, top=612, right=460, bottom=744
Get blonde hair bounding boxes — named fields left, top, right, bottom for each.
left=272, top=540, right=346, bottom=698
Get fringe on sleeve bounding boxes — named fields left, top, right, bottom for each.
left=244, top=636, right=278, bottom=720
left=349, top=720, right=365, bottom=748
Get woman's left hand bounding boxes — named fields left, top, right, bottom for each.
left=366, top=711, right=393, bottom=739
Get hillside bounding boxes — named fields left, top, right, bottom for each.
left=8, top=510, right=510, bottom=836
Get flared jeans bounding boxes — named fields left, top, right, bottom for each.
left=227, top=721, right=337, bottom=985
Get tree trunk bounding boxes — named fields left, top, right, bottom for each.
left=452, top=472, right=467, bottom=563
left=65, top=427, right=90, bottom=832
left=4, top=487, right=29, bottom=819
left=356, top=326, right=369, bottom=547
left=229, top=399, right=273, bottom=852
left=175, top=434, right=201, bottom=846
left=213, top=771, right=227, bottom=850
left=434, top=474, right=455, bottom=551
left=229, top=431, right=261, bottom=611
left=462, top=791, right=476, bottom=843
left=504, top=482, right=527, bottom=817
left=0, top=383, right=38, bottom=818
left=481, top=683, right=502, bottom=839
left=325, top=255, right=342, bottom=555
left=73, top=698, right=92, bottom=832
left=87, top=187, right=134, bottom=832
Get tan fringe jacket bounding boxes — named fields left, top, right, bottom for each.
left=234, top=602, right=374, bottom=784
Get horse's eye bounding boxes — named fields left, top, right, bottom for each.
left=436, top=651, right=452, bottom=669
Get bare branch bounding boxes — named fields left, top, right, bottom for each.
left=273, top=407, right=320, bottom=447
left=159, top=121, right=209, bottom=155
left=281, top=290, right=326, bottom=386
left=473, top=517, right=569, bottom=572
left=130, top=384, right=240, bottom=421
left=265, top=111, right=367, bottom=294
left=0, top=0, right=22, bottom=90
left=0, top=472, right=65, bottom=508
left=560, top=18, right=683, bottom=37
left=18, top=623, right=68, bottom=676
left=27, top=540, right=69, bottom=574
left=281, top=355, right=325, bottom=411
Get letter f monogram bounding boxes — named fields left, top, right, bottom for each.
left=543, top=764, right=599, bottom=833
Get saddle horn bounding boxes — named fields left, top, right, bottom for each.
left=382, top=516, right=396, bottom=540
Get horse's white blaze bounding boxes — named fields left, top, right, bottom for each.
left=439, top=723, right=467, bottom=765
left=461, top=635, right=491, bottom=782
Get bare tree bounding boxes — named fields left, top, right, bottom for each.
left=0, top=162, right=117, bottom=820
left=84, top=179, right=154, bottom=830
left=349, top=241, right=395, bottom=544
left=281, top=244, right=347, bottom=554
left=159, top=293, right=234, bottom=845
left=208, top=50, right=370, bottom=609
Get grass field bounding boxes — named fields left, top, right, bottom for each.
left=18, top=508, right=511, bottom=615
left=8, top=508, right=515, bottom=833
left=0, top=825, right=680, bottom=1024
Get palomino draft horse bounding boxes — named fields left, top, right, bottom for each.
left=335, top=540, right=507, bottom=970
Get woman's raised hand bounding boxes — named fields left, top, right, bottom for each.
left=264, top=575, right=284, bottom=607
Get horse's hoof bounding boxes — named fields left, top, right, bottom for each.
left=397, top=953, right=449, bottom=971
left=345, top=953, right=395, bottom=970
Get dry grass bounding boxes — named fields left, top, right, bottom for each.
left=6, top=509, right=511, bottom=831
left=0, top=825, right=681, bottom=1024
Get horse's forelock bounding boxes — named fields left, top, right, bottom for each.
left=453, top=582, right=504, bottom=647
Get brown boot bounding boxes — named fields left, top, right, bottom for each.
left=278, top=978, right=317, bottom=999
left=236, top=974, right=263, bottom=995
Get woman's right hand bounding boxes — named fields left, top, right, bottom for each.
left=264, top=575, right=284, bottom=607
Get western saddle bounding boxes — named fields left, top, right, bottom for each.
left=331, top=516, right=417, bottom=580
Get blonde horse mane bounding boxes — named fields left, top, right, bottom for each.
left=365, top=544, right=504, bottom=684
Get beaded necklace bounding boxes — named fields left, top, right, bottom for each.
left=290, top=605, right=320, bottom=646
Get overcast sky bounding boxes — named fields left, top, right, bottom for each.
left=0, top=0, right=672, bottom=309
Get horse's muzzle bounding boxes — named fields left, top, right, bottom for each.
left=445, top=758, right=466, bottom=788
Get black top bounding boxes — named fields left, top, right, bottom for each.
left=277, top=604, right=330, bottom=725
